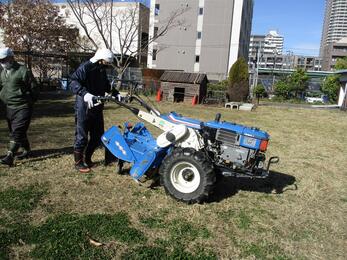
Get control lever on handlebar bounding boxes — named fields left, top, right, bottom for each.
left=92, top=95, right=113, bottom=105
left=91, top=89, right=159, bottom=117
left=92, top=95, right=130, bottom=105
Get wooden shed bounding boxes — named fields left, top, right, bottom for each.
left=160, top=71, right=208, bottom=103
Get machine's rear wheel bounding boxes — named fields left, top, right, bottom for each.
left=159, top=148, right=215, bottom=204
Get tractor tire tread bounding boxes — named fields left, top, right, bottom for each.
left=159, top=148, right=215, bottom=204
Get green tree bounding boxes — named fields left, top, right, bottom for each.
left=228, top=58, right=249, bottom=102
left=274, top=80, right=291, bottom=99
left=335, top=57, right=347, bottom=70
left=321, top=75, right=341, bottom=102
left=207, top=79, right=228, bottom=91
left=287, top=68, right=309, bottom=98
left=253, top=84, right=266, bottom=104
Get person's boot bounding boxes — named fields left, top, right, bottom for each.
left=0, top=151, right=14, bottom=166
left=104, top=148, right=117, bottom=166
left=84, top=153, right=95, bottom=168
left=1, top=141, right=19, bottom=166
left=16, top=140, right=31, bottom=160
left=84, top=146, right=95, bottom=168
left=74, top=151, right=90, bottom=173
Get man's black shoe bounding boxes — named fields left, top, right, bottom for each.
left=16, top=149, right=31, bottom=160
left=84, top=158, right=95, bottom=168
left=1, top=152, right=14, bottom=166
left=75, top=161, right=91, bottom=173
left=74, top=151, right=91, bottom=173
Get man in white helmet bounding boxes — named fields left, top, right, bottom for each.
left=0, top=47, right=38, bottom=166
left=70, top=48, right=121, bottom=173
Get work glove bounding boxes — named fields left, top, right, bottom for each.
left=83, top=93, right=101, bottom=109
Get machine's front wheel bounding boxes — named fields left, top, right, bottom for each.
left=159, top=148, right=215, bottom=204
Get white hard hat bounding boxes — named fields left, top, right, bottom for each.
left=90, top=48, right=115, bottom=63
left=0, top=47, right=14, bottom=60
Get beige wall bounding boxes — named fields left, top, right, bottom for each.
left=148, top=0, right=253, bottom=81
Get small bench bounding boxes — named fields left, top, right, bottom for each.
left=225, top=102, right=241, bottom=110
left=224, top=102, right=254, bottom=111
left=239, top=103, right=254, bottom=111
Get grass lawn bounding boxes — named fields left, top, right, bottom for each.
left=0, top=92, right=346, bottom=259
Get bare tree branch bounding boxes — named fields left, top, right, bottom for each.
left=67, top=0, right=98, bottom=49
left=0, top=0, right=78, bottom=80
left=65, top=0, right=188, bottom=78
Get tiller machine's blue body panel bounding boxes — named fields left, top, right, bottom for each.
left=102, top=122, right=169, bottom=180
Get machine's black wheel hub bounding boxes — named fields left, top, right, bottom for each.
left=182, top=169, right=194, bottom=182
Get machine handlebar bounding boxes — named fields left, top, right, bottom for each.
left=110, top=78, right=143, bottom=94
left=92, top=79, right=160, bottom=117
left=92, top=95, right=140, bottom=115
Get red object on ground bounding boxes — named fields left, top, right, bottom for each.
left=192, top=95, right=198, bottom=105
left=156, top=89, right=162, bottom=102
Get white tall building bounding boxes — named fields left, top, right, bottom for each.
left=249, top=30, right=284, bottom=62
left=264, top=30, right=284, bottom=55
left=147, top=0, right=254, bottom=81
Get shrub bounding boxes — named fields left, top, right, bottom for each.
left=207, top=80, right=228, bottom=91
left=228, top=58, right=249, bottom=101
left=287, top=68, right=309, bottom=98
left=321, top=75, right=340, bottom=102
left=335, top=57, right=347, bottom=70
left=274, top=80, right=291, bottom=99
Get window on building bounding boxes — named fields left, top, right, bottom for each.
left=197, top=31, right=202, bottom=39
left=153, top=49, right=157, bottom=61
left=195, top=55, right=200, bottom=63
left=141, top=32, right=148, bottom=49
left=154, top=27, right=158, bottom=38
left=199, top=7, right=203, bottom=15
left=155, top=4, right=160, bottom=16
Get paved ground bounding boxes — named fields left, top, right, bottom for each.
left=258, top=102, right=340, bottom=110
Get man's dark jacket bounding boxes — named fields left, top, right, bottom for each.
left=0, top=62, right=38, bottom=109
left=70, top=61, right=115, bottom=110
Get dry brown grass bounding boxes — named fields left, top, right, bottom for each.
left=0, top=92, right=346, bottom=259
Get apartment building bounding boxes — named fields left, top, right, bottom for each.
left=56, top=1, right=149, bottom=66
left=147, top=0, right=254, bottom=81
left=264, top=30, right=284, bottom=55
left=250, top=53, right=322, bottom=71
left=322, top=37, right=347, bottom=69
left=249, top=30, right=284, bottom=62
left=249, top=30, right=321, bottom=71
left=248, top=34, right=266, bottom=58
left=320, top=0, right=347, bottom=70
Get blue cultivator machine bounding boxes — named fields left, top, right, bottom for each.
left=98, top=84, right=279, bottom=204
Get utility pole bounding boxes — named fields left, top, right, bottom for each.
left=253, top=43, right=262, bottom=93
left=271, top=50, right=277, bottom=92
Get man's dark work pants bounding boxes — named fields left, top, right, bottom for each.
left=6, top=106, right=32, bottom=150
left=74, top=106, right=104, bottom=158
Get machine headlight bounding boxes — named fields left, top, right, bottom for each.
left=243, top=136, right=257, bottom=147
